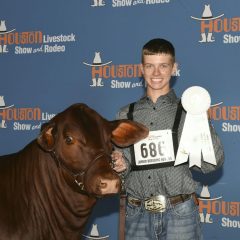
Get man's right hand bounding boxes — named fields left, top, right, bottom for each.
left=111, top=150, right=127, bottom=173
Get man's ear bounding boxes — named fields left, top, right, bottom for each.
left=37, top=122, right=56, bottom=151
left=111, top=119, right=149, bottom=147
left=172, top=62, right=178, bottom=76
left=140, top=63, right=144, bottom=75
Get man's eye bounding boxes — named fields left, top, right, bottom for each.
left=145, top=64, right=153, bottom=69
left=160, top=64, right=170, bottom=69
left=65, top=136, right=73, bottom=145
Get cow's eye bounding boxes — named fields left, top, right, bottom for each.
left=65, top=136, right=73, bottom=145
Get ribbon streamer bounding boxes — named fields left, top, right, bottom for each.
left=175, top=86, right=217, bottom=168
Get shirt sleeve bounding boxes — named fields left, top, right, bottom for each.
left=114, top=105, right=133, bottom=176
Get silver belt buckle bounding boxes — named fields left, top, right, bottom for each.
left=144, top=195, right=167, bottom=213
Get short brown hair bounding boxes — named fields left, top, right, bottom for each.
left=142, top=38, right=175, bottom=63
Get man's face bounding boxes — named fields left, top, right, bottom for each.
left=141, top=53, right=177, bottom=96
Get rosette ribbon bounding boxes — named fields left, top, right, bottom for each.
left=175, top=86, right=217, bottom=168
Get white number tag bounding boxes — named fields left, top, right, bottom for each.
left=134, top=130, right=175, bottom=166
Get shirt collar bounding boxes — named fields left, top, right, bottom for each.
left=141, top=89, right=178, bottom=104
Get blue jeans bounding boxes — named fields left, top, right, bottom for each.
left=125, top=195, right=203, bottom=240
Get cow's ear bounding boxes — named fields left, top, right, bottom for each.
left=111, top=120, right=149, bottom=147
left=37, top=122, right=56, bottom=151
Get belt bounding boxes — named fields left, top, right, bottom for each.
left=128, top=193, right=198, bottom=213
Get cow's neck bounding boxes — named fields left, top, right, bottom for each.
left=11, top=141, right=97, bottom=238
left=38, top=145, right=97, bottom=232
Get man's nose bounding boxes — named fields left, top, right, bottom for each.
left=153, top=66, right=161, bottom=75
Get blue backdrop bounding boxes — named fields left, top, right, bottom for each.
left=1, top=0, right=239, bottom=239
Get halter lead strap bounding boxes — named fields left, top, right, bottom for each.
left=51, top=151, right=107, bottom=193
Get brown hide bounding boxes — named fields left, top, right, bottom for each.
left=0, top=103, right=148, bottom=240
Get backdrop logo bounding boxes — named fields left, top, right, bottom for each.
left=89, top=1, right=171, bottom=8
left=0, top=20, right=16, bottom=53
left=209, top=105, right=240, bottom=133
left=91, top=0, right=106, bottom=7
left=82, top=223, right=109, bottom=239
left=0, top=20, right=76, bottom=55
left=83, top=52, right=112, bottom=87
left=198, top=185, right=240, bottom=229
left=83, top=52, right=144, bottom=89
left=191, top=4, right=224, bottom=43
left=191, top=4, right=240, bottom=44
left=199, top=185, right=222, bottom=224
left=0, top=96, right=14, bottom=128
left=0, top=95, right=55, bottom=131
left=90, top=0, right=172, bottom=8
left=112, top=0, right=170, bottom=7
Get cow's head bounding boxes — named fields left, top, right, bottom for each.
left=37, top=103, right=148, bottom=197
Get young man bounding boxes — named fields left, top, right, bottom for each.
left=112, top=38, right=224, bottom=240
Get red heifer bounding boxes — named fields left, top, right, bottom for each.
left=0, top=103, right=148, bottom=240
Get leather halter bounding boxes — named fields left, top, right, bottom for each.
left=51, top=151, right=110, bottom=193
